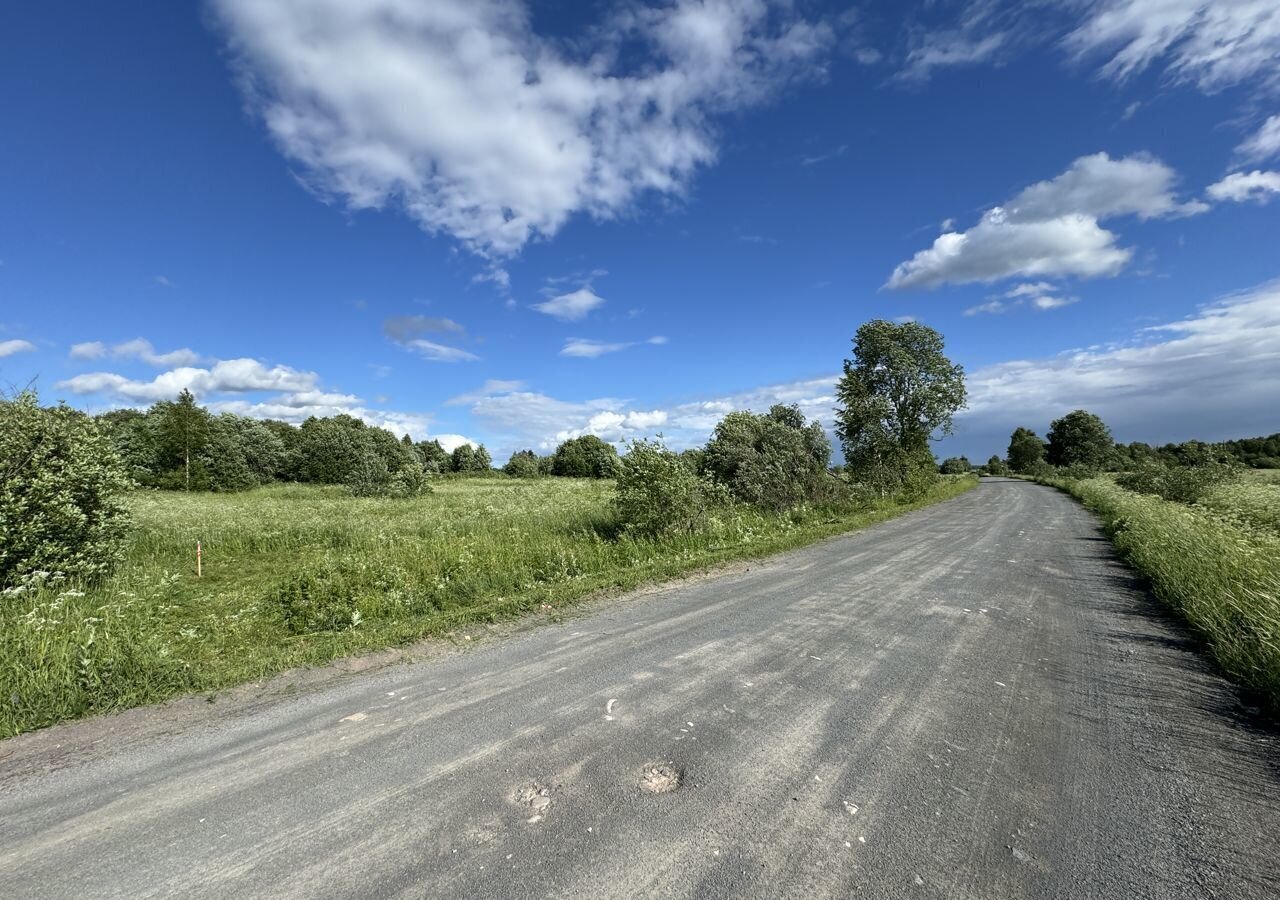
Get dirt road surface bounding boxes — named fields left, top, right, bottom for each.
left=2, top=478, right=1277, bottom=898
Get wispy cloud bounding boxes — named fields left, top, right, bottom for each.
left=560, top=336, right=666, bottom=358
left=69, top=338, right=201, bottom=367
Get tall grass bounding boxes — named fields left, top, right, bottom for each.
left=1054, top=477, right=1280, bottom=706
left=1, top=476, right=977, bottom=736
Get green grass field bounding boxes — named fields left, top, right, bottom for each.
left=1052, top=475, right=1280, bottom=707
left=1, top=475, right=977, bottom=736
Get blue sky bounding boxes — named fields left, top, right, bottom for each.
left=2, top=0, right=1278, bottom=462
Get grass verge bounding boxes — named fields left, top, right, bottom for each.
left=1039, top=475, right=1280, bottom=708
left=2, top=475, right=977, bottom=736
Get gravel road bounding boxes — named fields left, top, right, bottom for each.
left=2, top=477, right=1277, bottom=899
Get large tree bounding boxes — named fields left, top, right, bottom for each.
left=835, top=320, right=966, bottom=493
left=1007, top=427, right=1047, bottom=473
left=1046, top=410, right=1114, bottom=469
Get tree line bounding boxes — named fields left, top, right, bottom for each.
left=3, top=319, right=973, bottom=586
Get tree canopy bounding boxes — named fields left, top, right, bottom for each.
left=835, top=320, right=966, bottom=493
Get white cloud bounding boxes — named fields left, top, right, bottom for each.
left=533, top=288, right=605, bottom=322
left=1206, top=170, right=1280, bottom=204
left=70, top=338, right=202, bottom=367
left=0, top=339, right=36, bottom=358
left=213, top=0, right=833, bottom=258
left=1065, top=0, right=1280, bottom=92
left=154, top=275, right=173, bottom=288
left=560, top=336, right=667, bottom=358
left=887, top=153, right=1202, bottom=290
left=110, top=338, right=202, bottom=368
left=1237, top=115, right=1280, bottom=164
left=1003, top=281, right=1059, bottom=299
left=954, top=280, right=1280, bottom=449
left=1007, top=152, right=1208, bottom=221
left=69, top=341, right=106, bottom=360
left=966, top=282, right=1079, bottom=315
left=404, top=339, right=480, bottom=363
left=57, top=358, right=319, bottom=403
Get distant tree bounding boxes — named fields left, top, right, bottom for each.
left=1, top=392, right=133, bottom=588
left=701, top=404, right=830, bottom=510
left=1007, top=427, right=1047, bottom=473
left=296, top=415, right=368, bottom=485
left=450, top=444, right=476, bottom=473
left=415, top=439, right=450, bottom=473
left=503, top=449, right=542, bottom=478
left=1046, top=410, right=1114, bottom=470
left=552, top=435, right=620, bottom=478
left=151, top=389, right=212, bottom=491
left=985, top=455, right=1010, bottom=476
left=450, top=443, right=491, bottom=473
left=939, top=456, right=970, bottom=475
left=835, top=320, right=966, bottom=495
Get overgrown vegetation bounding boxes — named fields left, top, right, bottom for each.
left=1040, top=475, right=1280, bottom=708
left=0, top=475, right=978, bottom=736
left=1, top=392, right=133, bottom=589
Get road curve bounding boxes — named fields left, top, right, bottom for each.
left=1, top=478, right=1277, bottom=899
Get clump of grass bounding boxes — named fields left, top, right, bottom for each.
left=1057, top=477, right=1280, bottom=706
left=1, top=476, right=977, bottom=736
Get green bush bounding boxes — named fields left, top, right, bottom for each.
left=1116, top=461, right=1240, bottom=504
left=701, top=405, right=831, bottom=511
left=615, top=439, right=732, bottom=536
left=939, top=456, right=970, bottom=474
left=1, top=392, right=133, bottom=588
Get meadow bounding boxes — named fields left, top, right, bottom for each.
left=1051, top=471, right=1280, bottom=707
left=1, top=475, right=977, bottom=736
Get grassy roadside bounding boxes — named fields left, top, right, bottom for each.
left=1036, top=475, right=1280, bottom=708
left=2, top=475, right=977, bottom=736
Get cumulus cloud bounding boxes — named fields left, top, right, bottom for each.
left=952, top=280, right=1280, bottom=451
left=1206, top=170, right=1280, bottom=204
left=57, top=358, right=320, bottom=403
left=560, top=336, right=667, bottom=358
left=887, top=152, right=1202, bottom=290
left=0, top=339, right=36, bottom=358
left=533, top=288, right=606, bottom=322
left=1236, top=115, right=1280, bottom=164
left=212, top=0, right=833, bottom=259
left=1065, top=0, right=1280, bottom=92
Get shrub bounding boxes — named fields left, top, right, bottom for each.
left=0, top=392, right=133, bottom=588
left=939, top=456, right=970, bottom=475
left=1116, top=461, right=1240, bottom=505
left=985, top=455, right=1010, bottom=476
left=701, top=405, right=830, bottom=511
left=614, top=439, right=731, bottom=537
